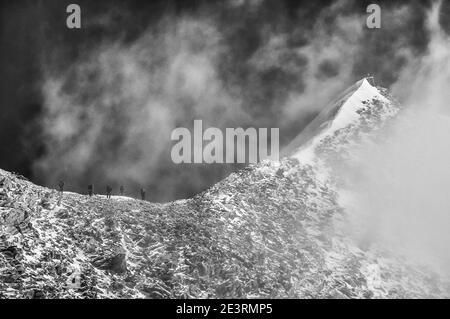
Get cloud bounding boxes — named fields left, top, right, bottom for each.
left=34, top=0, right=437, bottom=201
left=341, top=0, right=450, bottom=271
left=36, top=17, right=251, bottom=200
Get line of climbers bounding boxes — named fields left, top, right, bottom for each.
left=58, top=180, right=146, bottom=201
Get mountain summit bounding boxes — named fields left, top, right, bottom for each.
left=1, top=79, right=449, bottom=298
left=284, top=78, right=398, bottom=164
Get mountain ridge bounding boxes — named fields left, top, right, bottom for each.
left=1, top=79, right=449, bottom=299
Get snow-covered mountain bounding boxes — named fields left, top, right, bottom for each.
left=1, top=78, right=449, bottom=298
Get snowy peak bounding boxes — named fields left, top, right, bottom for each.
left=323, top=78, right=389, bottom=135
left=283, top=78, right=398, bottom=164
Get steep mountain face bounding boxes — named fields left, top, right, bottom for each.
left=1, top=78, right=449, bottom=299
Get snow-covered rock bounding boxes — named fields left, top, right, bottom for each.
left=1, top=78, right=449, bottom=298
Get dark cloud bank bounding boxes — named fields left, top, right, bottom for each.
left=1, top=0, right=449, bottom=201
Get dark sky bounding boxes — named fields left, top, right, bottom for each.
left=0, top=0, right=445, bottom=201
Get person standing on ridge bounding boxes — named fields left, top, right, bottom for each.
left=58, top=180, right=64, bottom=195
left=57, top=180, right=65, bottom=205
left=140, top=188, right=146, bottom=201
left=88, top=184, right=94, bottom=197
left=106, top=185, right=112, bottom=199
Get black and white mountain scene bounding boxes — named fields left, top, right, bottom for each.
left=1, top=0, right=450, bottom=302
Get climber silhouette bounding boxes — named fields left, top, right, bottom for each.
left=88, top=184, right=94, bottom=197
left=58, top=180, right=64, bottom=193
left=140, top=188, right=146, bottom=201
left=106, top=185, right=112, bottom=199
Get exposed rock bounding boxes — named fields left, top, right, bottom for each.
left=1, top=246, right=19, bottom=259
left=55, top=208, right=70, bottom=219
left=142, top=283, right=171, bottom=299
left=32, top=289, right=45, bottom=299
left=91, top=253, right=127, bottom=274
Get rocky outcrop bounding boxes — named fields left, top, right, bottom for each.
left=91, top=253, right=127, bottom=273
